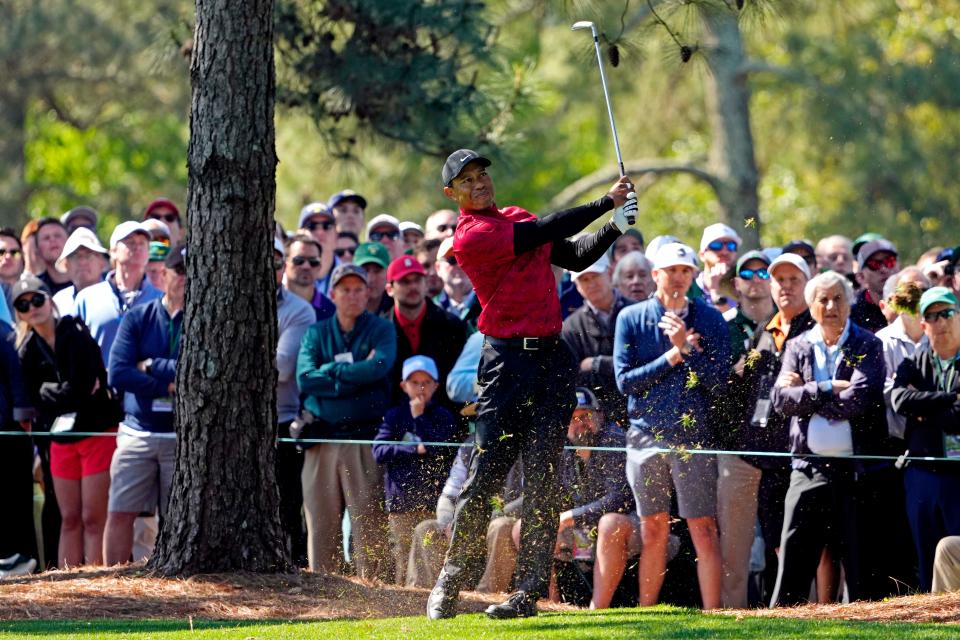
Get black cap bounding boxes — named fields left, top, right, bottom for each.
left=782, top=239, right=815, bottom=256
left=11, top=275, right=51, bottom=302
left=441, top=149, right=491, bottom=186
left=165, top=244, right=186, bottom=270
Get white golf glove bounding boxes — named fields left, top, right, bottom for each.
left=612, top=192, right=638, bottom=232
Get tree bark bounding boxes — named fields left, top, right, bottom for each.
left=0, top=93, right=29, bottom=229
left=701, top=6, right=761, bottom=248
left=149, top=0, right=290, bottom=575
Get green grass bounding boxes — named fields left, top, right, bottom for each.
left=0, top=608, right=952, bottom=639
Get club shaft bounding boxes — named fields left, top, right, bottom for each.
left=589, top=30, right=625, bottom=177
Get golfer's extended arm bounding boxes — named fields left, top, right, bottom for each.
left=549, top=223, right=621, bottom=271
left=513, top=196, right=614, bottom=255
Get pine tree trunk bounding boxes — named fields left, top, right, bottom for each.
left=149, top=0, right=290, bottom=575
left=0, top=94, right=28, bottom=229
left=701, top=6, right=761, bottom=248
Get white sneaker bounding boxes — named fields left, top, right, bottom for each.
left=0, top=554, right=37, bottom=578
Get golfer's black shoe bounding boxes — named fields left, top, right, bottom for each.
left=484, top=590, right=538, bottom=619
left=426, top=570, right=459, bottom=620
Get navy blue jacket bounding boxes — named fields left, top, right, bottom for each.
left=108, top=298, right=182, bottom=433
left=0, top=321, right=32, bottom=429
left=614, top=296, right=731, bottom=445
left=372, top=401, right=459, bottom=513
left=558, top=422, right=633, bottom=529
left=772, top=322, right=889, bottom=469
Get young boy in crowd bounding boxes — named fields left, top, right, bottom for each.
left=373, top=355, right=459, bottom=585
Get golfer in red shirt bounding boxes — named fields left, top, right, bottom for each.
left=427, top=149, right=637, bottom=620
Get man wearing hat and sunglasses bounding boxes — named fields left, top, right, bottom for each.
left=853, top=238, right=900, bottom=333
left=426, top=149, right=637, bottom=620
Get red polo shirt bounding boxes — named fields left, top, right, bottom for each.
left=453, top=205, right=560, bottom=339
left=395, top=304, right=427, bottom=353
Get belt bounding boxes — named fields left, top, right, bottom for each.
left=485, top=335, right=562, bottom=351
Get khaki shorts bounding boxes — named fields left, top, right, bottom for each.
left=107, top=430, right=177, bottom=516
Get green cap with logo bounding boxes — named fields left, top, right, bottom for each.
left=354, top=241, right=390, bottom=269
left=736, top=250, right=770, bottom=274
left=919, top=286, right=959, bottom=317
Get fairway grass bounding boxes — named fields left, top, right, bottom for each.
left=0, top=607, right=955, bottom=639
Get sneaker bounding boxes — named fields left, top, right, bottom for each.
left=426, top=569, right=459, bottom=620
left=485, top=590, right=538, bottom=619
left=0, top=554, right=37, bottom=579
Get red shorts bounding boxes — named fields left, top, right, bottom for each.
left=50, top=429, right=118, bottom=480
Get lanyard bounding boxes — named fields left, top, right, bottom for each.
left=167, top=314, right=182, bottom=357
left=933, top=354, right=959, bottom=393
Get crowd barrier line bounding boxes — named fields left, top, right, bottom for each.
left=2, top=430, right=957, bottom=464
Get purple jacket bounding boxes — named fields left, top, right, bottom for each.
left=771, top=322, right=889, bottom=469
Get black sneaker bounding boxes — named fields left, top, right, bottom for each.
left=426, top=570, right=459, bottom=620
left=485, top=590, right=538, bottom=619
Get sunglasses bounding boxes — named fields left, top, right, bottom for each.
left=738, top=267, right=770, bottom=281
left=369, top=230, right=400, bottom=242
left=334, top=247, right=356, bottom=258
left=923, top=307, right=958, bottom=323
left=865, top=255, right=897, bottom=271
left=0, top=248, right=23, bottom=259
left=707, top=240, right=738, bottom=252
left=14, top=293, right=47, bottom=313
left=171, top=264, right=187, bottom=276
left=306, top=220, right=335, bottom=232
left=291, top=256, right=321, bottom=268
left=435, top=224, right=455, bottom=233
left=149, top=213, right=179, bottom=224
left=273, top=257, right=285, bottom=270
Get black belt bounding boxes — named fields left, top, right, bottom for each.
left=485, top=335, right=561, bottom=351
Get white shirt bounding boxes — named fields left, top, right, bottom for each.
left=876, top=316, right=928, bottom=439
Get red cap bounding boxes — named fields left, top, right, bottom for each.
left=144, top=198, right=181, bottom=220
left=387, top=255, right=426, bottom=282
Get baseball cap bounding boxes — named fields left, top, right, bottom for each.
left=572, top=254, right=610, bottom=282
left=109, top=221, right=151, bottom=250
left=852, top=232, right=884, bottom=258
left=387, top=255, right=426, bottom=282
left=149, top=241, right=171, bottom=263
left=60, top=206, right=98, bottom=229
left=645, top=235, right=679, bottom=261
left=164, top=244, right=187, bottom=270
left=330, top=263, right=368, bottom=288
left=327, top=189, right=367, bottom=211
left=354, top=242, right=390, bottom=269
left=11, top=275, right=51, bottom=303
left=298, top=202, right=334, bottom=229
left=441, top=149, right=491, bottom=186
left=400, top=221, right=424, bottom=235
left=857, top=239, right=898, bottom=269
left=653, top=242, right=699, bottom=271
left=142, top=218, right=172, bottom=241
left=56, top=228, right=108, bottom=272
left=735, top=249, right=771, bottom=274
left=935, top=247, right=954, bottom=263
left=143, top=198, right=180, bottom=220
left=273, top=236, right=286, bottom=255
left=575, top=387, right=600, bottom=411
left=438, top=236, right=455, bottom=259
left=402, top=355, right=439, bottom=381
left=366, top=214, right=400, bottom=237
left=700, top=223, right=742, bottom=252
left=919, top=286, right=959, bottom=317
left=769, top=252, right=811, bottom=280
left=782, top=239, right=815, bottom=256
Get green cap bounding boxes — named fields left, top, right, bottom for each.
left=852, top=232, right=884, bottom=258
left=736, top=250, right=770, bottom=274
left=149, top=241, right=171, bottom=263
left=919, top=286, right=959, bottom=317
left=354, top=241, right=390, bottom=269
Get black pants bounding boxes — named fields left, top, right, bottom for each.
left=771, top=464, right=861, bottom=606
left=0, top=426, right=38, bottom=562
left=441, top=337, right=576, bottom=599
left=276, top=420, right=307, bottom=567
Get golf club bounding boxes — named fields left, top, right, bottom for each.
left=572, top=20, right=635, bottom=223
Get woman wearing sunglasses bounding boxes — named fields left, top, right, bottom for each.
left=12, top=275, right=121, bottom=568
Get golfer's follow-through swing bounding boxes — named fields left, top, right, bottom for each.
left=425, top=148, right=638, bottom=620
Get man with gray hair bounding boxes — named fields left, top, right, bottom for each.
left=771, top=270, right=889, bottom=605
left=612, top=251, right=654, bottom=303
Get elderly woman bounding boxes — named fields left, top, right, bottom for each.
left=770, top=271, right=888, bottom=606
left=612, top=251, right=655, bottom=303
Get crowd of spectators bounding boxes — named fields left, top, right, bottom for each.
left=1, top=193, right=959, bottom=613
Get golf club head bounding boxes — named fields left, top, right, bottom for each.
left=571, top=21, right=596, bottom=35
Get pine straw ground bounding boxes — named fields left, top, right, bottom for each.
left=1, top=565, right=958, bottom=624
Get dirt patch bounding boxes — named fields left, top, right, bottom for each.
left=719, top=590, right=960, bottom=625
left=0, top=566, right=573, bottom=621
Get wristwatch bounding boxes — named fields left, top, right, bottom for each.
left=143, top=358, right=154, bottom=375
